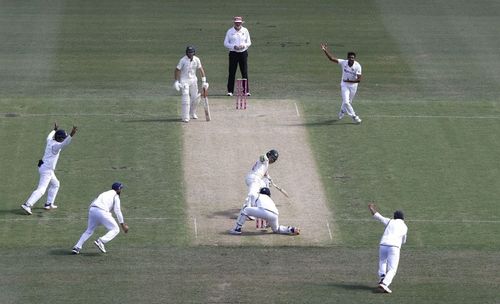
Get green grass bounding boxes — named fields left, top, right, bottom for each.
left=1, top=0, right=500, bottom=303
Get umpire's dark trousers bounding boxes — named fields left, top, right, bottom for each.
left=227, top=50, right=249, bottom=94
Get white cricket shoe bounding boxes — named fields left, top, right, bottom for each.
left=353, top=116, right=362, bottom=124
left=290, top=226, right=301, bottom=235
left=181, top=118, right=189, bottom=123
left=21, top=204, right=32, bottom=215
left=44, top=203, right=58, bottom=210
left=72, top=247, right=81, bottom=255
left=191, top=114, right=198, bottom=119
left=245, top=92, right=251, bottom=96
left=229, top=228, right=242, bottom=235
left=94, top=239, right=106, bottom=253
left=379, top=283, right=392, bottom=294
left=227, top=92, right=233, bottom=96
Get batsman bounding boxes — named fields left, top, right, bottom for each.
left=173, top=46, right=209, bottom=123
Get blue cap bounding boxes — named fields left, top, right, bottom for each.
left=112, top=182, right=123, bottom=191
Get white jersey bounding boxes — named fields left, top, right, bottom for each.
left=41, top=130, right=72, bottom=170
left=90, top=190, right=124, bottom=224
left=224, top=26, right=251, bottom=52
left=247, top=154, right=269, bottom=179
left=255, top=194, right=279, bottom=215
left=373, top=212, right=407, bottom=248
left=338, top=59, right=361, bottom=86
left=176, top=55, right=202, bottom=82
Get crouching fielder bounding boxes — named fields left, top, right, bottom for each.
left=72, top=182, right=129, bottom=254
left=230, top=187, right=300, bottom=235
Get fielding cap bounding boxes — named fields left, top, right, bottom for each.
left=233, top=16, right=244, bottom=23
left=186, top=46, right=196, bottom=55
left=54, top=129, right=67, bottom=141
left=112, top=182, right=124, bottom=191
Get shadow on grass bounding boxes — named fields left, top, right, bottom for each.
left=49, top=248, right=102, bottom=257
left=322, top=282, right=380, bottom=293
left=211, top=208, right=240, bottom=220
left=291, top=118, right=360, bottom=127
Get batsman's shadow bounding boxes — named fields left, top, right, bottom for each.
left=294, top=119, right=360, bottom=127
left=211, top=208, right=240, bottom=220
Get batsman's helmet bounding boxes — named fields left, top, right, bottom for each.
left=259, top=187, right=271, bottom=197
left=186, top=46, right=196, bottom=55
left=266, top=149, right=279, bottom=163
left=54, top=129, right=67, bottom=142
left=112, top=182, right=124, bottom=191
left=394, top=210, right=404, bottom=220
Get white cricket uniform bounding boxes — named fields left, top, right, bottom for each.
left=337, top=59, right=362, bottom=118
left=176, top=55, right=203, bottom=121
left=24, top=130, right=73, bottom=207
left=373, top=212, right=408, bottom=287
left=245, top=154, right=271, bottom=206
left=235, top=194, right=295, bottom=234
left=224, top=26, right=251, bottom=52
left=74, top=190, right=125, bottom=249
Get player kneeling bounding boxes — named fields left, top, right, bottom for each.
left=229, top=187, right=300, bottom=235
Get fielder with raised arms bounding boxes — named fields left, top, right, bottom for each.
left=320, top=42, right=362, bottom=124
left=230, top=187, right=300, bottom=235
left=173, top=46, right=209, bottom=123
left=368, top=203, right=408, bottom=294
left=21, top=123, right=77, bottom=215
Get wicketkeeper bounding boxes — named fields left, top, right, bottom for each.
left=230, top=187, right=300, bottom=235
left=173, top=46, right=209, bottom=123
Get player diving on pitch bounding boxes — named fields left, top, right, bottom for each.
left=229, top=187, right=300, bottom=235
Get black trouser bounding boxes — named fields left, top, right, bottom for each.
left=227, top=50, right=249, bottom=94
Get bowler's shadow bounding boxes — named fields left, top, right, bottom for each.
left=49, top=248, right=101, bottom=257
left=327, top=283, right=380, bottom=293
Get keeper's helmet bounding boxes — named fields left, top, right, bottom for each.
left=394, top=210, right=404, bottom=220
left=54, top=129, right=67, bottom=142
left=259, top=187, right=271, bottom=197
left=266, top=149, right=279, bottom=163
left=185, top=46, right=196, bottom=55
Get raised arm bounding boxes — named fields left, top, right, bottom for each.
left=320, top=43, right=339, bottom=63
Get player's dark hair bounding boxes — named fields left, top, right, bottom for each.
left=394, top=210, right=404, bottom=220
left=347, top=52, right=356, bottom=58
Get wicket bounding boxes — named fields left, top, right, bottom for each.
left=256, top=218, right=267, bottom=230
left=236, top=78, right=248, bottom=110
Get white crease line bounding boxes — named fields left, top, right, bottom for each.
left=304, top=114, right=500, bottom=119
left=326, top=221, right=333, bottom=240
left=194, top=217, right=198, bottom=239
left=294, top=102, right=300, bottom=117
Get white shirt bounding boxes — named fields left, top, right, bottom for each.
left=224, top=26, right=251, bottom=52
left=338, top=59, right=362, bottom=86
left=255, top=194, right=279, bottom=215
left=247, top=154, right=269, bottom=179
left=176, top=55, right=202, bottom=82
left=373, top=212, right=408, bottom=248
left=90, top=190, right=125, bottom=224
left=41, top=130, right=73, bottom=170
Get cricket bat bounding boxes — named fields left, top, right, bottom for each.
left=202, top=88, right=211, bottom=121
left=271, top=181, right=289, bottom=198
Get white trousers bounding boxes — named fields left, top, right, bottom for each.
left=235, top=206, right=292, bottom=234
left=25, top=167, right=60, bottom=207
left=181, top=78, right=200, bottom=121
left=340, top=84, right=358, bottom=117
left=244, top=174, right=269, bottom=206
left=74, top=207, right=120, bottom=249
left=378, top=245, right=401, bottom=287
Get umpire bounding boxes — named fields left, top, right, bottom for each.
left=224, top=16, right=251, bottom=96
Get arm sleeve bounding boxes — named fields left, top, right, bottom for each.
left=113, top=196, right=125, bottom=224
left=51, top=135, right=72, bottom=154
left=223, top=29, right=233, bottom=50
left=244, top=28, right=252, bottom=48
left=402, top=233, right=407, bottom=244
left=47, top=130, right=56, bottom=141
left=373, top=212, right=390, bottom=225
